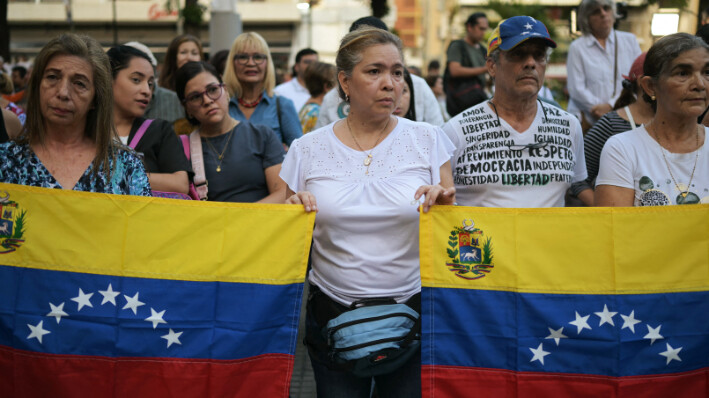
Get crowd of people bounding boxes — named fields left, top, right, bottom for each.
left=1, top=2, right=708, bottom=396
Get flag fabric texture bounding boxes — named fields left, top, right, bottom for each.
left=0, top=183, right=314, bottom=397
left=420, top=205, right=709, bottom=397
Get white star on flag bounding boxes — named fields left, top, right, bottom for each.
left=161, top=329, right=183, bottom=348
left=659, top=343, right=682, bottom=365
left=524, top=23, right=533, bottom=29
left=71, top=288, right=94, bottom=311
left=145, top=308, right=167, bottom=329
left=46, top=302, right=68, bottom=324
left=621, top=310, right=642, bottom=333
left=545, top=327, right=567, bottom=346
left=595, top=304, right=617, bottom=327
left=529, top=343, right=550, bottom=365
left=569, top=311, right=592, bottom=334
left=122, top=292, right=145, bottom=315
left=643, top=324, right=664, bottom=345
left=27, top=320, right=51, bottom=344
left=99, top=283, right=121, bottom=306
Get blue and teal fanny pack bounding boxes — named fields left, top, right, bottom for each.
left=325, top=301, right=420, bottom=377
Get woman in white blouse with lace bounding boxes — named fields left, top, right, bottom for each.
left=280, top=27, right=454, bottom=397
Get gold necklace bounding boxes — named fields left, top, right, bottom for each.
left=346, top=116, right=391, bottom=175
left=651, top=123, right=700, bottom=200
left=204, top=127, right=236, bottom=172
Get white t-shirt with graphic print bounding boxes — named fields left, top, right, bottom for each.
left=280, top=117, right=455, bottom=306
left=443, top=101, right=587, bottom=207
left=596, top=125, right=709, bottom=206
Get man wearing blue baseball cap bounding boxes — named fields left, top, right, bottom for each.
left=442, top=16, right=587, bottom=208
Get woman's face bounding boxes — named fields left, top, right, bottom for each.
left=39, top=54, right=95, bottom=131
left=176, top=41, right=201, bottom=69
left=588, top=3, right=614, bottom=39
left=393, top=83, right=411, bottom=117
left=339, top=43, right=404, bottom=118
left=183, top=71, right=228, bottom=126
left=233, top=44, right=267, bottom=88
left=112, top=57, right=154, bottom=119
left=650, top=48, right=709, bottom=119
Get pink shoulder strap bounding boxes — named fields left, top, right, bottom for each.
left=128, top=119, right=153, bottom=149
left=189, top=130, right=208, bottom=200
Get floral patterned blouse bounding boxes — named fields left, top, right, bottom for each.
left=0, top=142, right=152, bottom=196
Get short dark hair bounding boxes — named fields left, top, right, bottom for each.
left=106, top=45, right=153, bottom=79
left=697, top=24, right=709, bottom=45
left=175, top=61, right=223, bottom=125
left=427, top=60, right=440, bottom=71
left=11, top=66, right=27, bottom=78
left=295, top=48, right=318, bottom=64
left=466, top=12, right=487, bottom=28
left=349, top=16, right=388, bottom=32
left=303, top=61, right=335, bottom=97
left=209, top=49, right=230, bottom=77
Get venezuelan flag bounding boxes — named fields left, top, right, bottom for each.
left=0, top=183, right=314, bottom=397
left=420, top=205, right=709, bottom=397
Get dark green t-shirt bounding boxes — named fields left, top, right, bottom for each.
left=446, top=39, right=487, bottom=86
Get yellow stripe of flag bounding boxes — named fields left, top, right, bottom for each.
left=0, top=183, right=315, bottom=284
left=420, top=205, right=709, bottom=294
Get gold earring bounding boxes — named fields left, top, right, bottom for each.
left=651, top=95, right=656, bottom=101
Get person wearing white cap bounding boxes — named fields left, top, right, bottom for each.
left=442, top=16, right=587, bottom=207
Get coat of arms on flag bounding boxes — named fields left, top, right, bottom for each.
left=445, top=218, right=494, bottom=280
left=0, top=191, right=26, bottom=254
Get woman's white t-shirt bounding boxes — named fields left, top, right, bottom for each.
left=280, top=117, right=454, bottom=306
left=596, top=126, right=709, bottom=206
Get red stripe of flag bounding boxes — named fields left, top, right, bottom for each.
left=422, top=365, right=709, bottom=398
left=0, top=345, right=294, bottom=397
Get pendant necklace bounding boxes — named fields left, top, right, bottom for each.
left=346, top=116, right=391, bottom=175
left=651, top=123, right=700, bottom=201
left=205, top=125, right=236, bottom=172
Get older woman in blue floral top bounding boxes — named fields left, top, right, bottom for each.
left=0, top=34, right=150, bottom=195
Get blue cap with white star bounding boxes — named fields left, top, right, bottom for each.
left=487, top=16, right=557, bottom=56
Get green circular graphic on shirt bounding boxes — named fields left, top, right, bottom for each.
left=676, top=192, right=700, bottom=204
left=639, top=189, right=670, bottom=206
left=638, top=176, right=654, bottom=191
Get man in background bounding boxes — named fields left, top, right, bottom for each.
left=275, top=48, right=319, bottom=113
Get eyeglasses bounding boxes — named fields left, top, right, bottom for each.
left=506, top=142, right=549, bottom=152
left=183, top=83, right=225, bottom=106
left=488, top=98, right=550, bottom=153
left=233, top=53, right=267, bottom=65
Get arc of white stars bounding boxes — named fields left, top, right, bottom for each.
left=71, top=288, right=94, bottom=311
left=99, top=284, right=121, bottom=306
left=145, top=308, right=167, bottom=329
left=122, top=292, right=145, bottom=315
left=659, top=343, right=682, bottom=365
left=620, top=310, right=642, bottom=333
left=644, top=324, right=664, bottom=345
left=46, top=302, right=68, bottom=324
left=529, top=343, right=550, bottom=365
left=569, top=311, right=592, bottom=335
left=27, top=320, right=51, bottom=344
left=161, top=329, right=183, bottom=348
left=595, top=304, right=617, bottom=327
left=545, top=327, right=567, bottom=346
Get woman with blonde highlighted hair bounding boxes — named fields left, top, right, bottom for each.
left=222, top=32, right=302, bottom=146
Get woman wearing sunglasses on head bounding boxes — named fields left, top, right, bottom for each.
left=176, top=61, right=286, bottom=203
left=222, top=32, right=303, bottom=148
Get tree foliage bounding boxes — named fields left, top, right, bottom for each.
left=485, top=0, right=557, bottom=41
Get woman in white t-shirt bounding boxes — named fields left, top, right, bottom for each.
left=280, top=27, right=455, bottom=397
left=596, top=33, right=709, bottom=206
